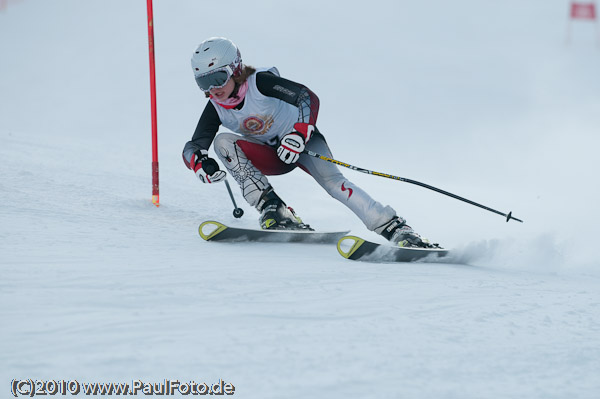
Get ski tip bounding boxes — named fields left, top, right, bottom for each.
left=337, top=236, right=365, bottom=259
left=199, top=220, right=228, bottom=241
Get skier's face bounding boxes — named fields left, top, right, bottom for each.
left=209, top=77, right=235, bottom=102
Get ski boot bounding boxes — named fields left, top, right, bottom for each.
left=377, top=216, right=434, bottom=248
left=257, top=188, right=312, bottom=231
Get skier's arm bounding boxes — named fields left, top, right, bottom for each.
left=182, top=101, right=226, bottom=184
left=255, top=71, right=320, bottom=126
left=182, top=101, right=221, bottom=169
left=256, top=71, right=320, bottom=164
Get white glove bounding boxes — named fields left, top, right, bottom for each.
left=276, top=123, right=315, bottom=164
left=191, top=150, right=226, bottom=184
left=277, top=133, right=305, bottom=164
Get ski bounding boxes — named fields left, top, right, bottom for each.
left=337, top=235, right=450, bottom=262
left=199, top=221, right=349, bottom=244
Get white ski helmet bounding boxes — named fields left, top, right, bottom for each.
left=191, top=37, right=242, bottom=92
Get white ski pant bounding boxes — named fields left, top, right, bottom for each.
left=213, top=132, right=396, bottom=231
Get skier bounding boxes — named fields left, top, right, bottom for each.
left=182, top=37, right=433, bottom=248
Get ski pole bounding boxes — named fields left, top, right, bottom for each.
left=303, top=150, right=523, bottom=223
left=224, top=179, right=244, bottom=218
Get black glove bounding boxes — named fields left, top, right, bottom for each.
left=191, top=150, right=226, bottom=184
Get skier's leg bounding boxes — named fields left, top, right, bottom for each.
left=213, top=133, right=308, bottom=229
left=212, top=133, right=270, bottom=207
left=297, top=133, right=396, bottom=231
left=297, top=134, right=432, bottom=247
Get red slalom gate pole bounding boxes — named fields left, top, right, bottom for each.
left=146, top=0, right=159, bottom=207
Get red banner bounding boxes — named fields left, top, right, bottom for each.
left=570, top=2, right=597, bottom=20
left=0, top=0, right=24, bottom=11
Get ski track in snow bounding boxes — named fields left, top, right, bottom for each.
left=2, top=128, right=600, bottom=398
left=2, top=1, right=600, bottom=398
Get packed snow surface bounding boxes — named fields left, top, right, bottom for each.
left=1, top=1, right=599, bottom=398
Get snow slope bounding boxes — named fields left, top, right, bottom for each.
left=1, top=0, right=600, bottom=398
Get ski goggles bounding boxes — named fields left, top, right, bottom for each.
left=195, top=66, right=233, bottom=92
